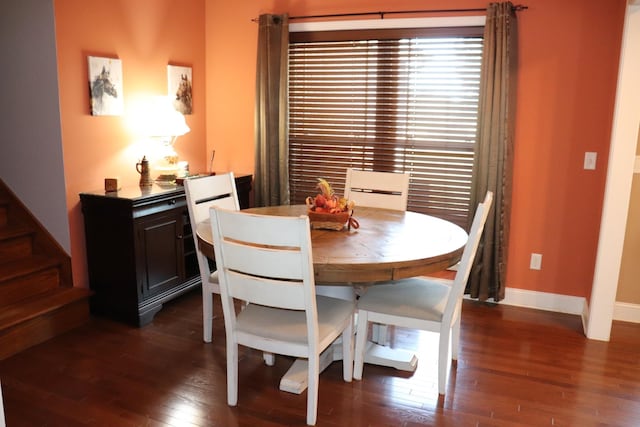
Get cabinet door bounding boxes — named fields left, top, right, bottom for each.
left=135, top=210, right=185, bottom=299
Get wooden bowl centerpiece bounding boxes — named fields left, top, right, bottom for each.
left=306, top=178, right=358, bottom=230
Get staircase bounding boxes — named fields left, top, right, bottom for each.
left=0, top=180, right=91, bottom=360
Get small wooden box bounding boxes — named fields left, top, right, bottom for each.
left=104, top=178, right=120, bottom=193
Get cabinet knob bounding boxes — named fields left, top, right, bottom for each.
left=177, top=234, right=183, bottom=240
left=169, top=199, right=177, bottom=205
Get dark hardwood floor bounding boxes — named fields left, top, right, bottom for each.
left=1, top=288, right=639, bottom=426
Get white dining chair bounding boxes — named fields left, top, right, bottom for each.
left=209, top=207, right=355, bottom=426
left=340, top=168, right=410, bottom=344
left=343, top=168, right=410, bottom=211
left=184, top=172, right=240, bottom=343
left=353, top=191, right=493, bottom=395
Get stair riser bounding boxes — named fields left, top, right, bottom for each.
left=0, top=235, right=33, bottom=262
left=0, top=205, right=7, bottom=227
left=0, top=179, right=89, bottom=361
left=0, top=268, right=61, bottom=307
left=0, top=300, right=90, bottom=361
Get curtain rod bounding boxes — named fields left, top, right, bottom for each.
left=252, top=5, right=527, bottom=23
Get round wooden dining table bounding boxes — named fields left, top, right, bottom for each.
left=196, top=204, right=468, bottom=394
left=196, top=204, right=468, bottom=285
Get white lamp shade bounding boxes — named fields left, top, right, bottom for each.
left=133, top=96, right=190, bottom=137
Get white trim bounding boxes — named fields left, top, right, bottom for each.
left=289, top=16, right=486, bottom=33
left=0, top=379, right=4, bottom=427
left=613, top=301, right=640, bottom=323
left=582, top=300, right=590, bottom=336
left=588, top=4, right=640, bottom=341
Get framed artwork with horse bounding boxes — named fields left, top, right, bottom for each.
left=88, top=56, right=124, bottom=116
left=168, top=65, right=193, bottom=115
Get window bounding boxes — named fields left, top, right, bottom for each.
left=288, top=25, right=483, bottom=227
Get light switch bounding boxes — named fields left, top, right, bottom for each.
left=584, top=152, right=597, bottom=170
left=530, top=253, right=542, bottom=270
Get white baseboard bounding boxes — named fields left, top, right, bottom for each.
left=483, top=288, right=640, bottom=331
left=613, top=301, right=640, bottom=323
left=500, top=287, right=587, bottom=316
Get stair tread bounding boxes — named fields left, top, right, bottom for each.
left=0, top=223, right=34, bottom=240
left=0, top=287, right=91, bottom=330
left=0, top=254, right=61, bottom=282
left=0, top=181, right=87, bottom=360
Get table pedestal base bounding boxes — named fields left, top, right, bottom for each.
left=279, top=346, right=338, bottom=394
left=361, top=341, right=418, bottom=371
left=278, top=340, right=418, bottom=394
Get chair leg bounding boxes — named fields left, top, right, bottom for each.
left=202, top=287, right=213, bottom=343
left=438, top=328, right=451, bottom=395
left=342, top=315, right=354, bottom=382
left=307, top=354, right=320, bottom=425
left=451, top=319, right=460, bottom=361
left=263, top=352, right=275, bottom=366
left=226, top=340, right=238, bottom=406
left=353, top=310, right=369, bottom=380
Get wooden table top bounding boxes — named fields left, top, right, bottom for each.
left=196, top=205, right=468, bottom=285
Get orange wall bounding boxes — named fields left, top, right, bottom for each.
left=508, top=0, right=624, bottom=300
left=54, top=0, right=625, bottom=301
left=205, top=0, right=626, bottom=300
left=55, top=0, right=206, bottom=288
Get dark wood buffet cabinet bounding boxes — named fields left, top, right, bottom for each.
left=80, top=174, right=252, bottom=326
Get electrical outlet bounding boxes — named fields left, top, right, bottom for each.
left=530, top=253, right=542, bottom=270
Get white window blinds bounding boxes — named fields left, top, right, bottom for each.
left=288, top=27, right=483, bottom=227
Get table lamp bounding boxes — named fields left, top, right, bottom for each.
left=138, top=96, right=190, bottom=183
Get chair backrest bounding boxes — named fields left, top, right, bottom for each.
left=209, top=208, right=319, bottom=343
left=344, top=168, right=410, bottom=211
left=444, top=191, right=493, bottom=321
left=184, top=173, right=240, bottom=225
left=184, top=173, right=240, bottom=284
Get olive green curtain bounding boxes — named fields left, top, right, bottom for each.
left=254, top=14, right=290, bottom=207
left=467, top=2, right=518, bottom=301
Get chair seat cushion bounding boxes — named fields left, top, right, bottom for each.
left=236, top=295, right=354, bottom=344
left=357, top=277, right=451, bottom=322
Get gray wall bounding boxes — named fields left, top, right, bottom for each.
left=0, top=0, right=70, bottom=252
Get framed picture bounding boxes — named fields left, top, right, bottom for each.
left=88, top=56, right=124, bottom=116
left=168, top=65, right=192, bottom=115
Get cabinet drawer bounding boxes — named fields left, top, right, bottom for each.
left=132, top=195, right=187, bottom=219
